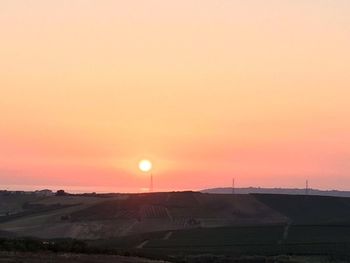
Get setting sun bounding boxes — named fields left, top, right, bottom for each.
left=1, top=0, right=350, bottom=192
left=1, top=1, right=350, bottom=260
left=139, top=160, right=152, bottom=173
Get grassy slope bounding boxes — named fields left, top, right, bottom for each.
left=2, top=192, right=350, bottom=241
left=0, top=195, right=43, bottom=215
left=253, top=194, right=350, bottom=224
left=3, top=193, right=350, bottom=257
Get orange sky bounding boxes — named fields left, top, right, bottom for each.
left=1, top=1, right=350, bottom=192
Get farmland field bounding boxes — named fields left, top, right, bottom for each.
left=2, top=192, right=350, bottom=261
left=90, top=224, right=350, bottom=259
left=0, top=252, right=167, bottom=263
left=254, top=194, right=350, bottom=224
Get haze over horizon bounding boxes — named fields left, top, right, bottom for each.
left=1, top=1, right=350, bottom=192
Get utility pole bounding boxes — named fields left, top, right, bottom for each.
left=305, top=179, right=309, bottom=195
left=150, top=174, right=153, bottom=193
left=232, top=178, right=235, bottom=194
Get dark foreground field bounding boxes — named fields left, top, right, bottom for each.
left=0, top=252, right=345, bottom=263
left=0, top=252, right=167, bottom=263
left=2, top=192, right=350, bottom=262
left=89, top=225, right=350, bottom=261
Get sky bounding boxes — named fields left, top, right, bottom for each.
left=0, top=0, right=350, bottom=192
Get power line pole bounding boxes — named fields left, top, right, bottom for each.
left=232, top=178, right=235, bottom=194
left=305, top=179, right=309, bottom=195
left=150, top=173, right=153, bottom=193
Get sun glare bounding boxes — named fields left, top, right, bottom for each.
left=139, top=160, right=152, bottom=172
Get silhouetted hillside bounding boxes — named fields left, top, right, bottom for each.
left=3, top=191, right=350, bottom=240
left=254, top=194, right=350, bottom=224
left=3, top=192, right=350, bottom=259
left=202, top=187, right=350, bottom=197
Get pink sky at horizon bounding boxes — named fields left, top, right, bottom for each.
left=1, top=1, right=350, bottom=192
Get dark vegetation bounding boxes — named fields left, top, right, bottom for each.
left=0, top=252, right=159, bottom=263
left=0, top=238, right=87, bottom=254
left=1, top=233, right=350, bottom=263
left=90, top=225, right=350, bottom=258
left=3, top=192, right=350, bottom=262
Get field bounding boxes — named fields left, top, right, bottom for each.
left=90, top=225, right=350, bottom=258
left=254, top=194, right=350, bottom=224
left=0, top=252, right=167, bottom=263
left=0, top=192, right=289, bottom=239
left=0, top=252, right=341, bottom=263
left=2, top=192, right=350, bottom=261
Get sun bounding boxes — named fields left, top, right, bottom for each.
left=139, top=160, right=152, bottom=172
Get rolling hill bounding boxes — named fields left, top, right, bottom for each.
left=1, top=191, right=350, bottom=241
left=202, top=187, right=350, bottom=197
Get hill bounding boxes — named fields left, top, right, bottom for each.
left=0, top=192, right=287, bottom=239
left=2, top=191, right=350, bottom=240
left=2, top=191, right=350, bottom=260
left=202, top=187, right=350, bottom=197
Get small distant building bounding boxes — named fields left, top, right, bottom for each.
left=35, top=189, right=54, bottom=197
left=56, top=189, right=68, bottom=196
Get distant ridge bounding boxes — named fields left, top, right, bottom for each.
left=201, top=187, right=350, bottom=197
